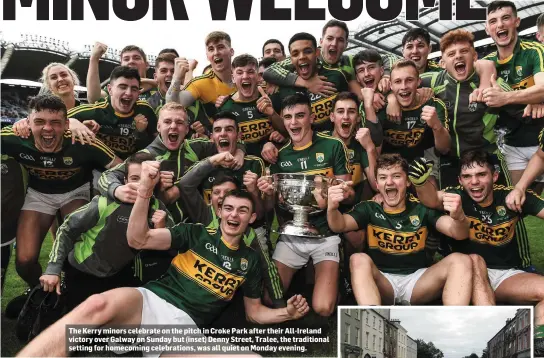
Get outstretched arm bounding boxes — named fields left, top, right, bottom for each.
left=244, top=294, right=309, bottom=324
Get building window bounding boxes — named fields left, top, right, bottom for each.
left=373, top=334, right=376, bottom=350
left=379, top=320, right=382, bottom=331
left=380, top=337, right=382, bottom=351
left=356, top=327, right=360, bottom=346
left=345, top=309, right=350, bottom=316
left=366, top=332, right=369, bottom=348
left=373, top=316, right=376, bottom=329
left=366, top=313, right=369, bottom=325
left=344, top=323, right=350, bottom=343
left=356, top=310, right=360, bottom=320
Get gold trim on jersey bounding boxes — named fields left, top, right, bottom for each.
left=172, top=250, right=245, bottom=301
left=367, top=224, right=428, bottom=254
left=467, top=216, right=518, bottom=247
left=293, top=141, right=313, bottom=151
left=67, top=101, right=108, bottom=117
left=220, top=236, right=239, bottom=251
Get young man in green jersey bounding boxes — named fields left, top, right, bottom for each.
left=408, top=150, right=544, bottom=338
left=1, top=95, right=122, bottom=316
left=18, top=164, right=309, bottom=357
left=327, top=153, right=473, bottom=305
left=482, top=1, right=544, bottom=190
left=40, top=152, right=173, bottom=310
left=257, top=93, right=353, bottom=317
left=146, top=53, right=176, bottom=113
left=262, top=39, right=286, bottom=62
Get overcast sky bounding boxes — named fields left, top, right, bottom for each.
left=390, top=307, right=530, bottom=358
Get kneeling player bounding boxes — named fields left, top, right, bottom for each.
left=327, top=154, right=473, bottom=305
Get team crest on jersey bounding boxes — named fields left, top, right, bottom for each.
left=496, top=206, right=506, bottom=217
left=63, top=157, right=73, bottom=165
left=316, top=153, right=325, bottom=163
left=516, top=66, right=523, bottom=77
left=348, top=149, right=355, bottom=160
left=240, top=258, right=248, bottom=271
left=468, top=102, right=478, bottom=112
left=409, top=215, right=420, bottom=227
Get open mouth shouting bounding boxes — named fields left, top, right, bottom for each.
left=119, top=97, right=134, bottom=111
left=40, top=132, right=57, bottom=149
left=454, top=61, right=467, bottom=77
left=165, top=80, right=172, bottom=89
left=218, top=138, right=230, bottom=149
left=298, top=62, right=311, bottom=78
left=289, top=127, right=302, bottom=137
left=363, top=77, right=376, bottom=89
left=385, top=187, right=399, bottom=201
left=496, top=29, right=509, bottom=42
left=165, top=132, right=180, bottom=149
left=469, top=186, right=485, bottom=201
left=339, top=122, right=353, bottom=137
left=225, top=219, right=241, bottom=230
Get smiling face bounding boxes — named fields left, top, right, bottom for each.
left=157, top=109, right=189, bottom=151
left=458, top=162, right=498, bottom=206
left=46, top=65, right=75, bottom=96
left=29, top=109, right=68, bottom=153
left=233, top=63, right=258, bottom=100
left=212, top=118, right=238, bottom=154
left=402, top=38, right=431, bottom=73
left=206, top=39, right=234, bottom=74
left=211, top=181, right=238, bottom=216
left=154, top=60, right=174, bottom=95
left=441, top=41, right=477, bottom=81
left=108, top=76, right=140, bottom=114
left=486, top=6, right=520, bottom=49
left=376, top=165, right=410, bottom=211
left=282, top=103, right=314, bottom=147
left=219, top=195, right=256, bottom=237
left=263, top=42, right=285, bottom=61
left=331, top=99, right=358, bottom=141
left=320, top=26, right=347, bottom=65
left=391, top=66, right=420, bottom=108
left=290, top=40, right=318, bottom=81
left=355, top=61, right=384, bottom=90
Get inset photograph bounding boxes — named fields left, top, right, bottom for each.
left=339, top=307, right=532, bottom=358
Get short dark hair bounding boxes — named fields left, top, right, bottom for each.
left=402, top=28, right=431, bottom=47
left=262, top=39, right=285, bottom=56
left=222, top=189, right=256, bottom=213
left=158, top=48, right=179, bottom=57
left=459, top=150, right=496, bottom=173
left=206, top=31, right=231, bottom=47
left=322, top=20, right=349, bottom=40
left=289, top=33, right=317, bottom=52
left=487, top=0, right=517, bottom=16
left=110, top=66, right=141, bottom=84
left=537, top=13, right=544, bottom=30
left=280, top=92, right=311, bottom=113
left=352, top=49, right=383, bottom=68
left=155, top=53, right=176, bottom=68
left=332, top=92, right=360, bottom=111
left=28, top=95, right=67, bottom=119
left=120, top=45, right=147, bottom=63
left=376, top=154, right=409, bottom=177
left=259, top=57, right=277, bottom=69
left=232, top=54, right=258, bottom=69
left=211, top=111, right=238, bottom=123
left=125, top=152, right=155, bottom=178
left=213, top=173, right=240, bottom=190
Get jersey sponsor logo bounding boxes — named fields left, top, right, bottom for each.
left=384, top=128, right=425, bottom=148
left=351, top=163, right=364, bottom=185
left=205, top=243, right=218, bottom=255
left=240, top=258, right=248, bottom=271
left=511, top=76, right=535, bottom=91
left=299, top=167, right=333, bottom=177
left=496, top=206, right=506, bottom=217
left=280, top=161, right=293, bottom=167
left=63, top=157, right=73, bottom=165
left=311, top=93, right=336, bottom=124
left=468, top=217, right=517, bottom=246
left=239, top=119, right=272, bottom=143
left=316, top=153, right=324, bottom=163
left=97, top=133, right=135, bottom=154
left=367, top=225, right=428, bottom=254
left=20, top=153, right=35, bottom=161
left=172, top=250, right=244, bottom=300
left=410, top=215, right=420, bottom=227
left=26, top=166, right=81, bottom=181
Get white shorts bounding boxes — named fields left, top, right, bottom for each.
left=503, top=144, right=544, bottom=182
left=423, top=147, right=439, bottom=179
left=487, top=268, right=525, bottom=291
left=382, top=268, right=428, bottom=305
left=273, top=234, right=340, bottom=269
left=21, top=183, right=90, bottom=215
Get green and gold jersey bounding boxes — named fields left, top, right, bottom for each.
left=445, top=185, right=544, bottom=269
left=68, top=98, right=158, bottom=159
left=146, top=88, right=165, bottom=114
left=484, top=40, right=544, bottom=147
left=145, top=224, right=261, bottom=327
left=220, top=96, right=273, bottom=157
left=195, top=155, right=266, bottom=205
left=361, top=97, right=449, bottom=161
left=271, top=131, right=351, bottom=235
left=270, top=64, right=351, bottom=132
left=1, top=127, right=115, bottom=194
left=347, top=195, right=443, bottom=274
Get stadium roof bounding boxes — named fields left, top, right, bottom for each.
left=346, top=0, right=544, bottom=57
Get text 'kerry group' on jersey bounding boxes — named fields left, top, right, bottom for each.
left=4, top=0, right=487, bottom=22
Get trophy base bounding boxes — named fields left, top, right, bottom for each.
left=276, top=221, right=324, bottom=238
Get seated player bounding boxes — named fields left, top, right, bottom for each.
left=18, top=163, right=309, bottom=357
left=409, top=150, right=544, bottom=323
left=262, top=39, right=286, bottom=61
left=176, top=152, right=285, bottom=307
left=327, top=153, right=473, bottom=306
left=39, top=152, right=173, bottom=310
left=257, top=93, right=353, bottom=316
left=69, top=66, right=158, bottom=160
left=1, top=95, right=122, bottom=316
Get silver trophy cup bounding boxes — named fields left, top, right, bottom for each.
left=269, top=173, right=341, bottom=238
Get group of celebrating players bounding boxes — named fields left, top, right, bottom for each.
left=2, top=0, right=544, bottom=356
